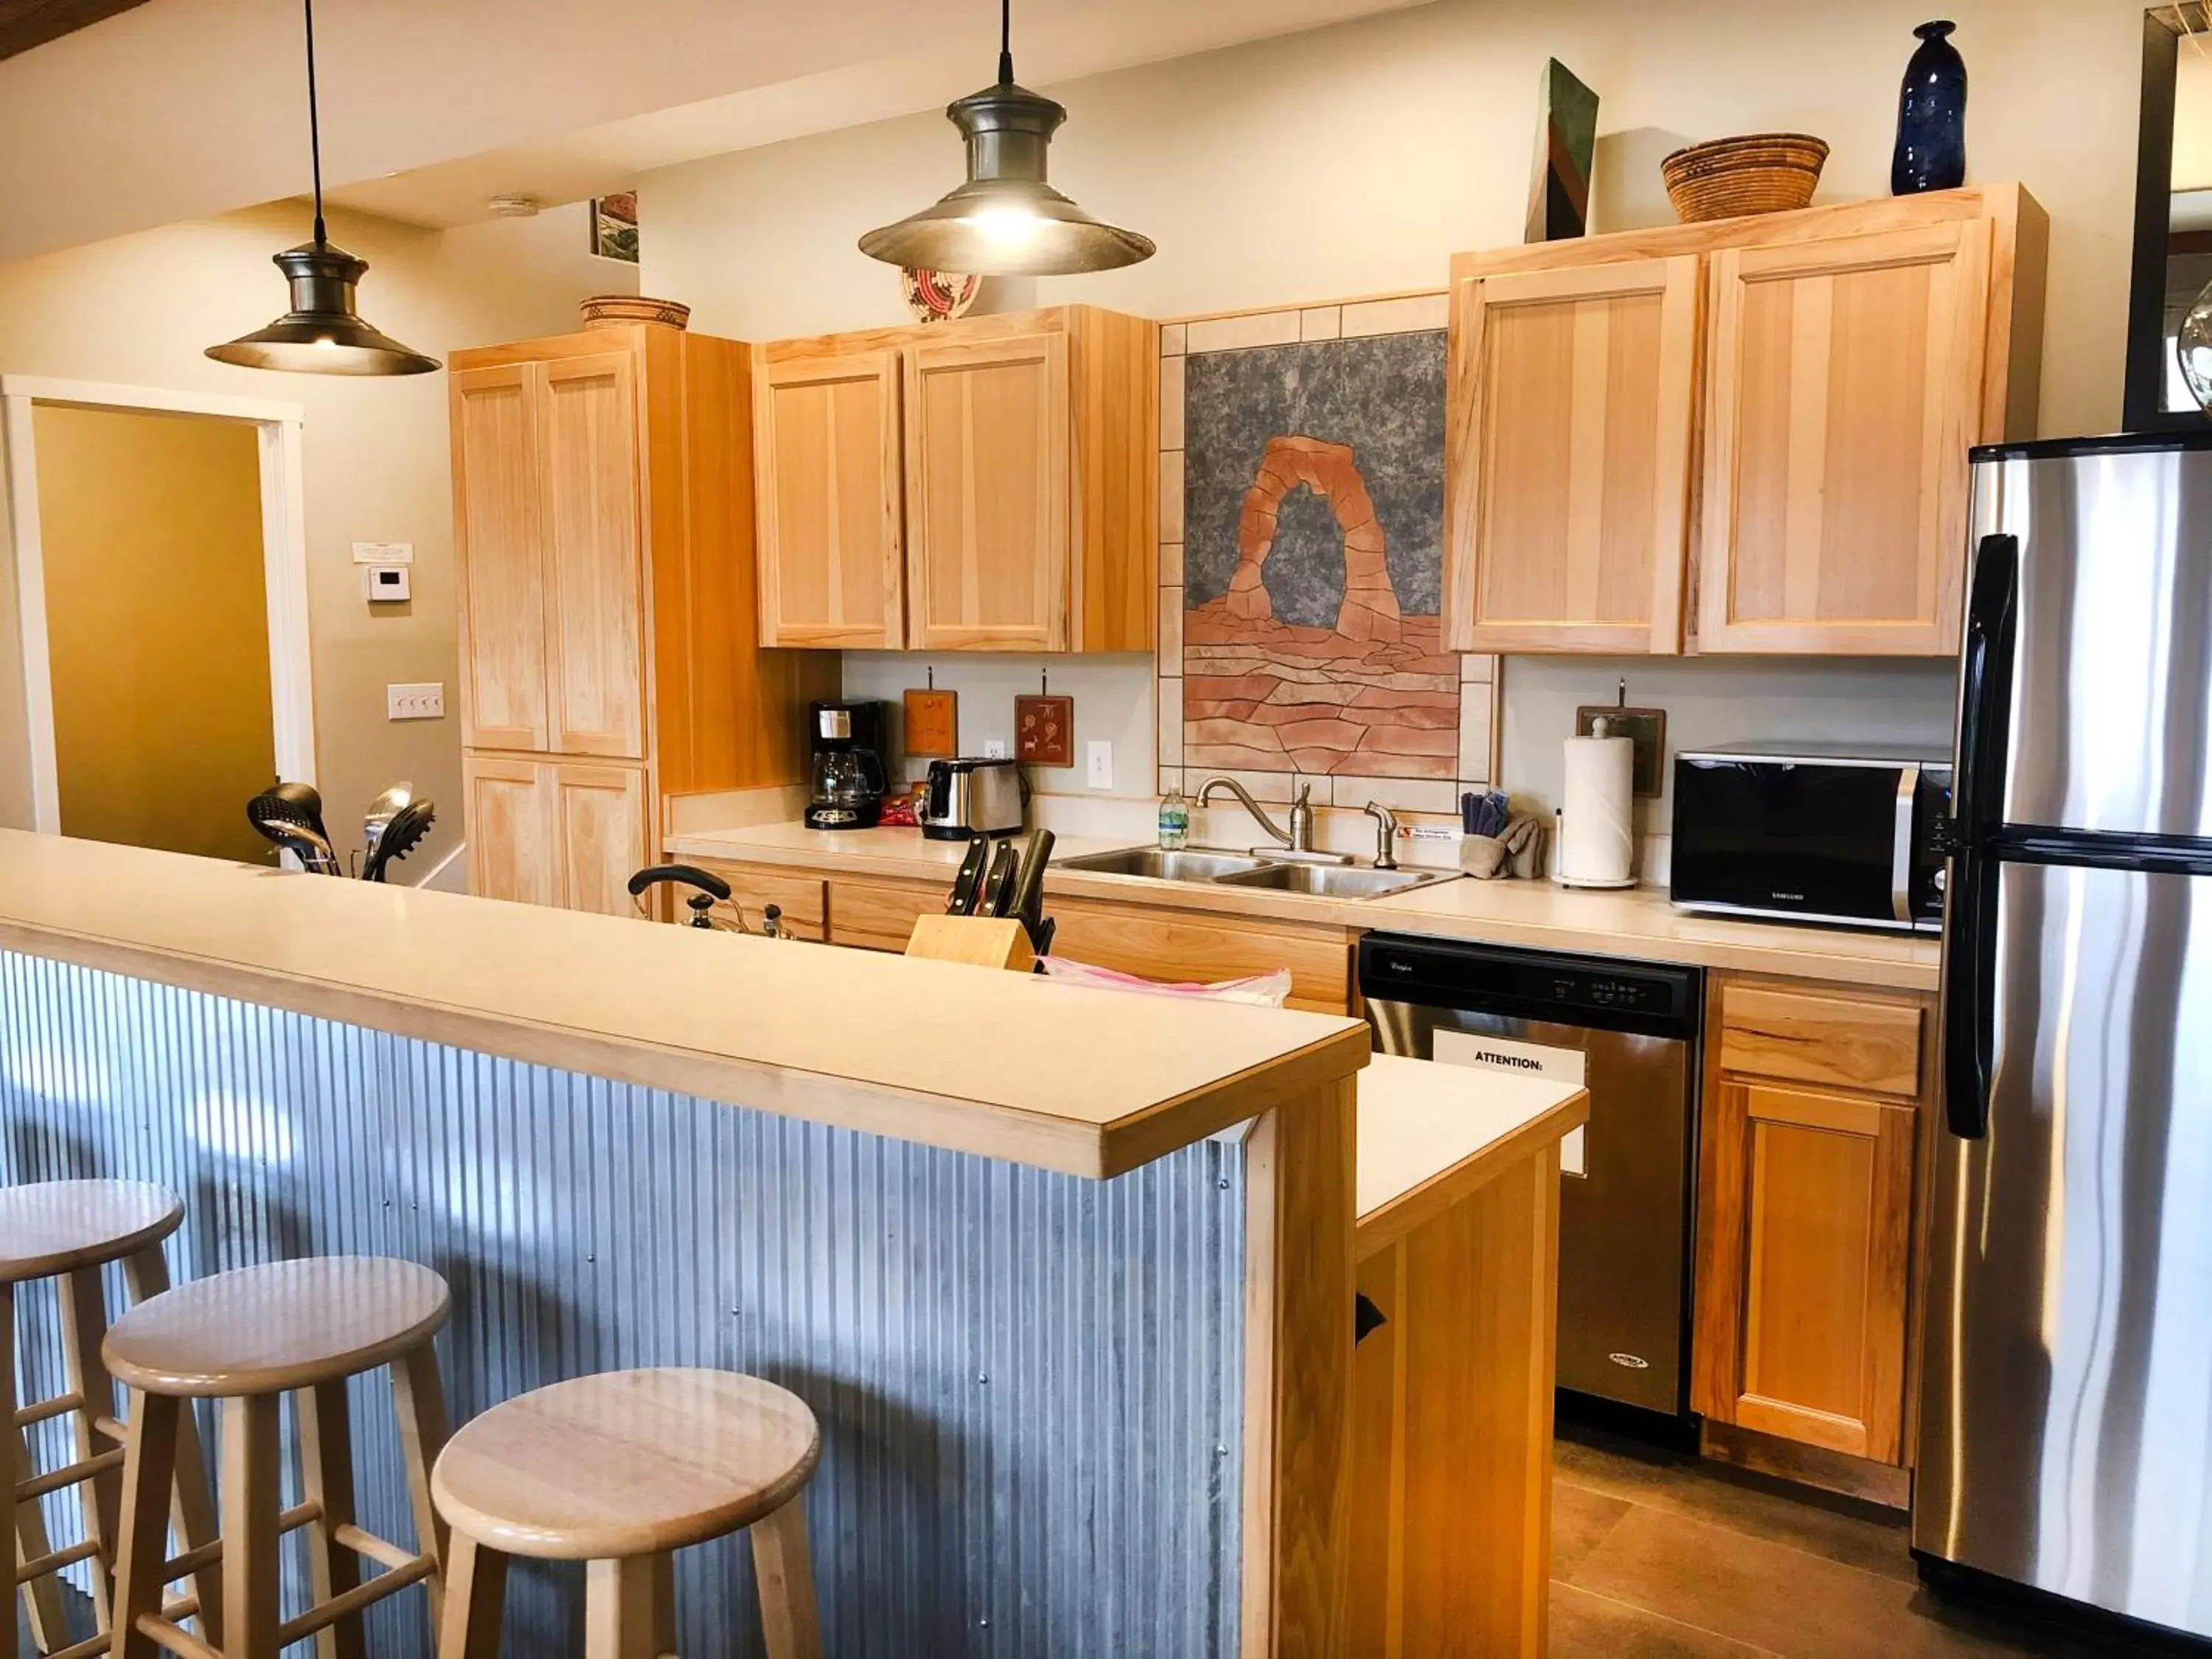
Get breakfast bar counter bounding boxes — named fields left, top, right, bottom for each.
left=0, top=831, right=1584, bottom=1656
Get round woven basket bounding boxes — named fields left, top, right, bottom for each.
left=580, top=295, right=692, bottom=330
left=1660, top=134, right=1829, bottom=223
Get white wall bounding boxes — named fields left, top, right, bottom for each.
left=636, top=0, right=2148, bottom=826
left=0, top=201, right=633, bottom=869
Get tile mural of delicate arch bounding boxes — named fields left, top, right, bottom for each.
left=1155, top=297, right=1499, bottom=817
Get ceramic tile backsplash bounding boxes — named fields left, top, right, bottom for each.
left=1159, top=353, right=1186, bottom=451
left=1341, top=293, right=1452, bottom=337
left=1158, top=449, right=1184, bottom=543
left=1159, top=323, right=1186, bottom=358
left=1299, top=305, right=1342, bottom=342
left=1186, top=310, right=1301, bottom=354
left=1160, top=542, right=1185, bottom=586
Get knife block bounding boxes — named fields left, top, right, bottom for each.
left=904, top=914, right=1036, bottom=973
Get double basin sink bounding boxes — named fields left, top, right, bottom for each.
left=1059, top=846, right=1458, bottom=900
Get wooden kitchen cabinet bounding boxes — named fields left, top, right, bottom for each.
left=1442, top=255, right=1701, bottom=653
left=462, top=756, right=647, bottom=917
left=754, top=350, right=905, bottom=648
left=754, top=306, right=1155, bottom=653
left=451, top=324, right=838, bottom=913
left=1444, top=185, right=2045, bottom=658
left=1693, top=975, right=1930, bottom=1474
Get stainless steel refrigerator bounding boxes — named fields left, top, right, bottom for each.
left=1915, top=431, right=2212, bottom=1643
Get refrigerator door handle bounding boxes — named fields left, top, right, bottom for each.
left=1942, top=534, right=2020, bottom=1141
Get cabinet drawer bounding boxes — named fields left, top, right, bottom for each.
left=694, top=863, right=827, bottom=942
left=828, top=877, right=942, bottom=951
left=1717, top=984, right=1923, bottom=1096
left=1047, top=899, right=1353, bottom=1014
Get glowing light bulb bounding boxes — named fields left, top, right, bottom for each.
left=973, top=206, right=1044, bottom=244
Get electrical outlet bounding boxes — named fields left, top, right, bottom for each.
left=1086, top=740, right=1114, bottom=790
left=386, top=683, right=444, bottom=720
left=983, top=737, right=1010, bottom=759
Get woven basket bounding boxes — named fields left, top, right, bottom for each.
left=1660, top=134, right=1829, bottom=223
left=580, top=295, right=692, bottom=330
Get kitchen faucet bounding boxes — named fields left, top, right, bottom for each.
left=1193, top=776, right=1350, bottom=865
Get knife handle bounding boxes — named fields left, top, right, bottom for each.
left=947, top=836, right=990, bottom=914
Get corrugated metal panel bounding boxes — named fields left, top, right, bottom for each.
left=0, top=949, right=1245, bottom=1657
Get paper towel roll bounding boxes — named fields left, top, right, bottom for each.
left=1557, top=731, right=1635, bottom=887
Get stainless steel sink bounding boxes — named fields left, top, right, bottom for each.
left=1213, top=863, right=1455, bottom=899
left=1059, top=847, right=1279, bottom=882
left=1060, top=845, right=1458, bottom=900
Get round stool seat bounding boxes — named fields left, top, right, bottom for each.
left=103, top=1256, right=449, bottom=1396
left=433, top=1368, right=820, bottom=1560
left=0, top=1179, right=182, bottom=1282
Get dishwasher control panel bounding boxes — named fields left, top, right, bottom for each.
left=1360, top=935, right=1700, bottom=1038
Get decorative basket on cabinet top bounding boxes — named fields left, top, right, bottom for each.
left=1660, top=133, right=1830, bottom=223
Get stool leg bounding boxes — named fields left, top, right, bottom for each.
left=57, top=1267, right=121, bottom=1626
left=109, top=1390, right=179, bottom=1659
left=584, top=1557, right=672, bottom=1659
left=435, top=1534, right=506, bottom=1659
left=122, top=1247, right=221, bottom=1649
left=220, top=1395, right=282, bottom=1659
left=296, top=1382, right=364, bottom=1659
left=390, top=1345, right=450, bottom=1630
left=1, top=1281, right=20, bottom=1659
left=751, top=1495, right=822, bottom=1659
left=15, top=1425, right=69, bottom=1655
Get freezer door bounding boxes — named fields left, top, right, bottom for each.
left=1916, top=860, right=2212, bottom=1638
left=1972, top=449, right=2212, bottom=838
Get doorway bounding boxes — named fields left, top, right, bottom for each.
left=1, top=378, right=314, bottom=862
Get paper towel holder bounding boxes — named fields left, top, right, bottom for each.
left=1573, top=679, right=1667, bottom=799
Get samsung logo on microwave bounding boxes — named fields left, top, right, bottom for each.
left=1769, top=889, right=1806, bottom=902
left=1467, top=1049, right=1545, bottom=1071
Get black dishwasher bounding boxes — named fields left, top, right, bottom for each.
left=1360, top=934, right=1703, bottom=1419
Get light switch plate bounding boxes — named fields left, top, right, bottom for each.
left=386, top=683, right=444, bottom=720
left=1086, top=740, right=1114, bottom=790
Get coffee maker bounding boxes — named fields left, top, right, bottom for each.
left=804, top=700, right=888, bottom=830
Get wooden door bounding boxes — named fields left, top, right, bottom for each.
left=1443, top=255, right=1700, bottom=654
left=462, top=754, right=556, bottom=906
left=1705, top=1080, right=1915, bottom=1462
left=541, top=352, right=644, bottom=758
left=754, top=352, right=905, bottom=648
left=552, top=761, right=647, bottom=917
left=452, top=366, right=549, bottom=751
left=1697, top=220, right=1992, bottom=655
left=904, top=332, right=1070, bottom=652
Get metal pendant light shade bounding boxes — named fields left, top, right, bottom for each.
left=208, top=0, right=436, bottom=376
left=860, top=1, right=1153, bottom=278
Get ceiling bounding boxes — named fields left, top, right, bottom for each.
left=0, top=0, right=148, bottom=62
left=0, top=0, right=1432, bottom=264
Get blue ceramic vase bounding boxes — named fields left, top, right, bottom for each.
left=1892, top=21, right=1967, bottom=194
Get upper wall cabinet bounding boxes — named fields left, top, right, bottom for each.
left=1443, top=255, right=1701, bottom=653
left=754, top=305, right=1156, bottom=654
left=1443, top=185, right=2047, bottom=658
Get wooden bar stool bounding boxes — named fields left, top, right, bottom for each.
left=101, top=1256, right=453, bottom=1659
left=431, top=1368, right=824, bottom=1659
left=0, top=1179, right=220, bottom=1659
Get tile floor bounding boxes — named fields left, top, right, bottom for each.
left=1550, top=1426, right=2163, bottom=1658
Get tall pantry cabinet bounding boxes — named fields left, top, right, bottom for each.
left=449, top=323, right=836, bottom=914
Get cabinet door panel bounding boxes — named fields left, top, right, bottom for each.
left=905, top=333, right=1069, bottom=652
left=463, top=754, right=556, bottom=906
left=1714, top=1082, right=1913, bottom=1462
left=552, top=762, right=647, bottom=917
left=756, top=352, right=905, bottom=648
left=453, top=366, right=549, bottom=751
left=1444, top=256, right=1699, bottom=654
left=543, top=352, right=645, bottom=758
left=1698, top=220, right=1990, bottom=655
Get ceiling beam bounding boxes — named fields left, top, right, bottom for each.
left=0, top=0, right=152, bottom=63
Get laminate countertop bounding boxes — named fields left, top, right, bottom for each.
left=0, top=831, right=1367, bottom=1179
left=664, top=821, right=1943, bottom=993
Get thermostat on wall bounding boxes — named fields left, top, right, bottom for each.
left=364, top=566, right=411, bottom=603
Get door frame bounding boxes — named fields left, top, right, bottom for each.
left=0, top=375, right=316, bottom=832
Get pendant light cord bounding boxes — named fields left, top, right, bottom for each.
left=998, top=0, right=1013, bottom=86
left=304, top=0, right=327, bottom=246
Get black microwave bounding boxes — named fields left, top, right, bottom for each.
left=1670, top=748, right=1952, bottom=933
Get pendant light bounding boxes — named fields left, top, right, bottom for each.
left=859, top=0, right=1154, bottom=277
left=207, top=0, right=437, bottom=376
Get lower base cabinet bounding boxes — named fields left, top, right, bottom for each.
left=1691, top=975, right=1932, bottom=1474
left=465, top=754, right=647, bottom=917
